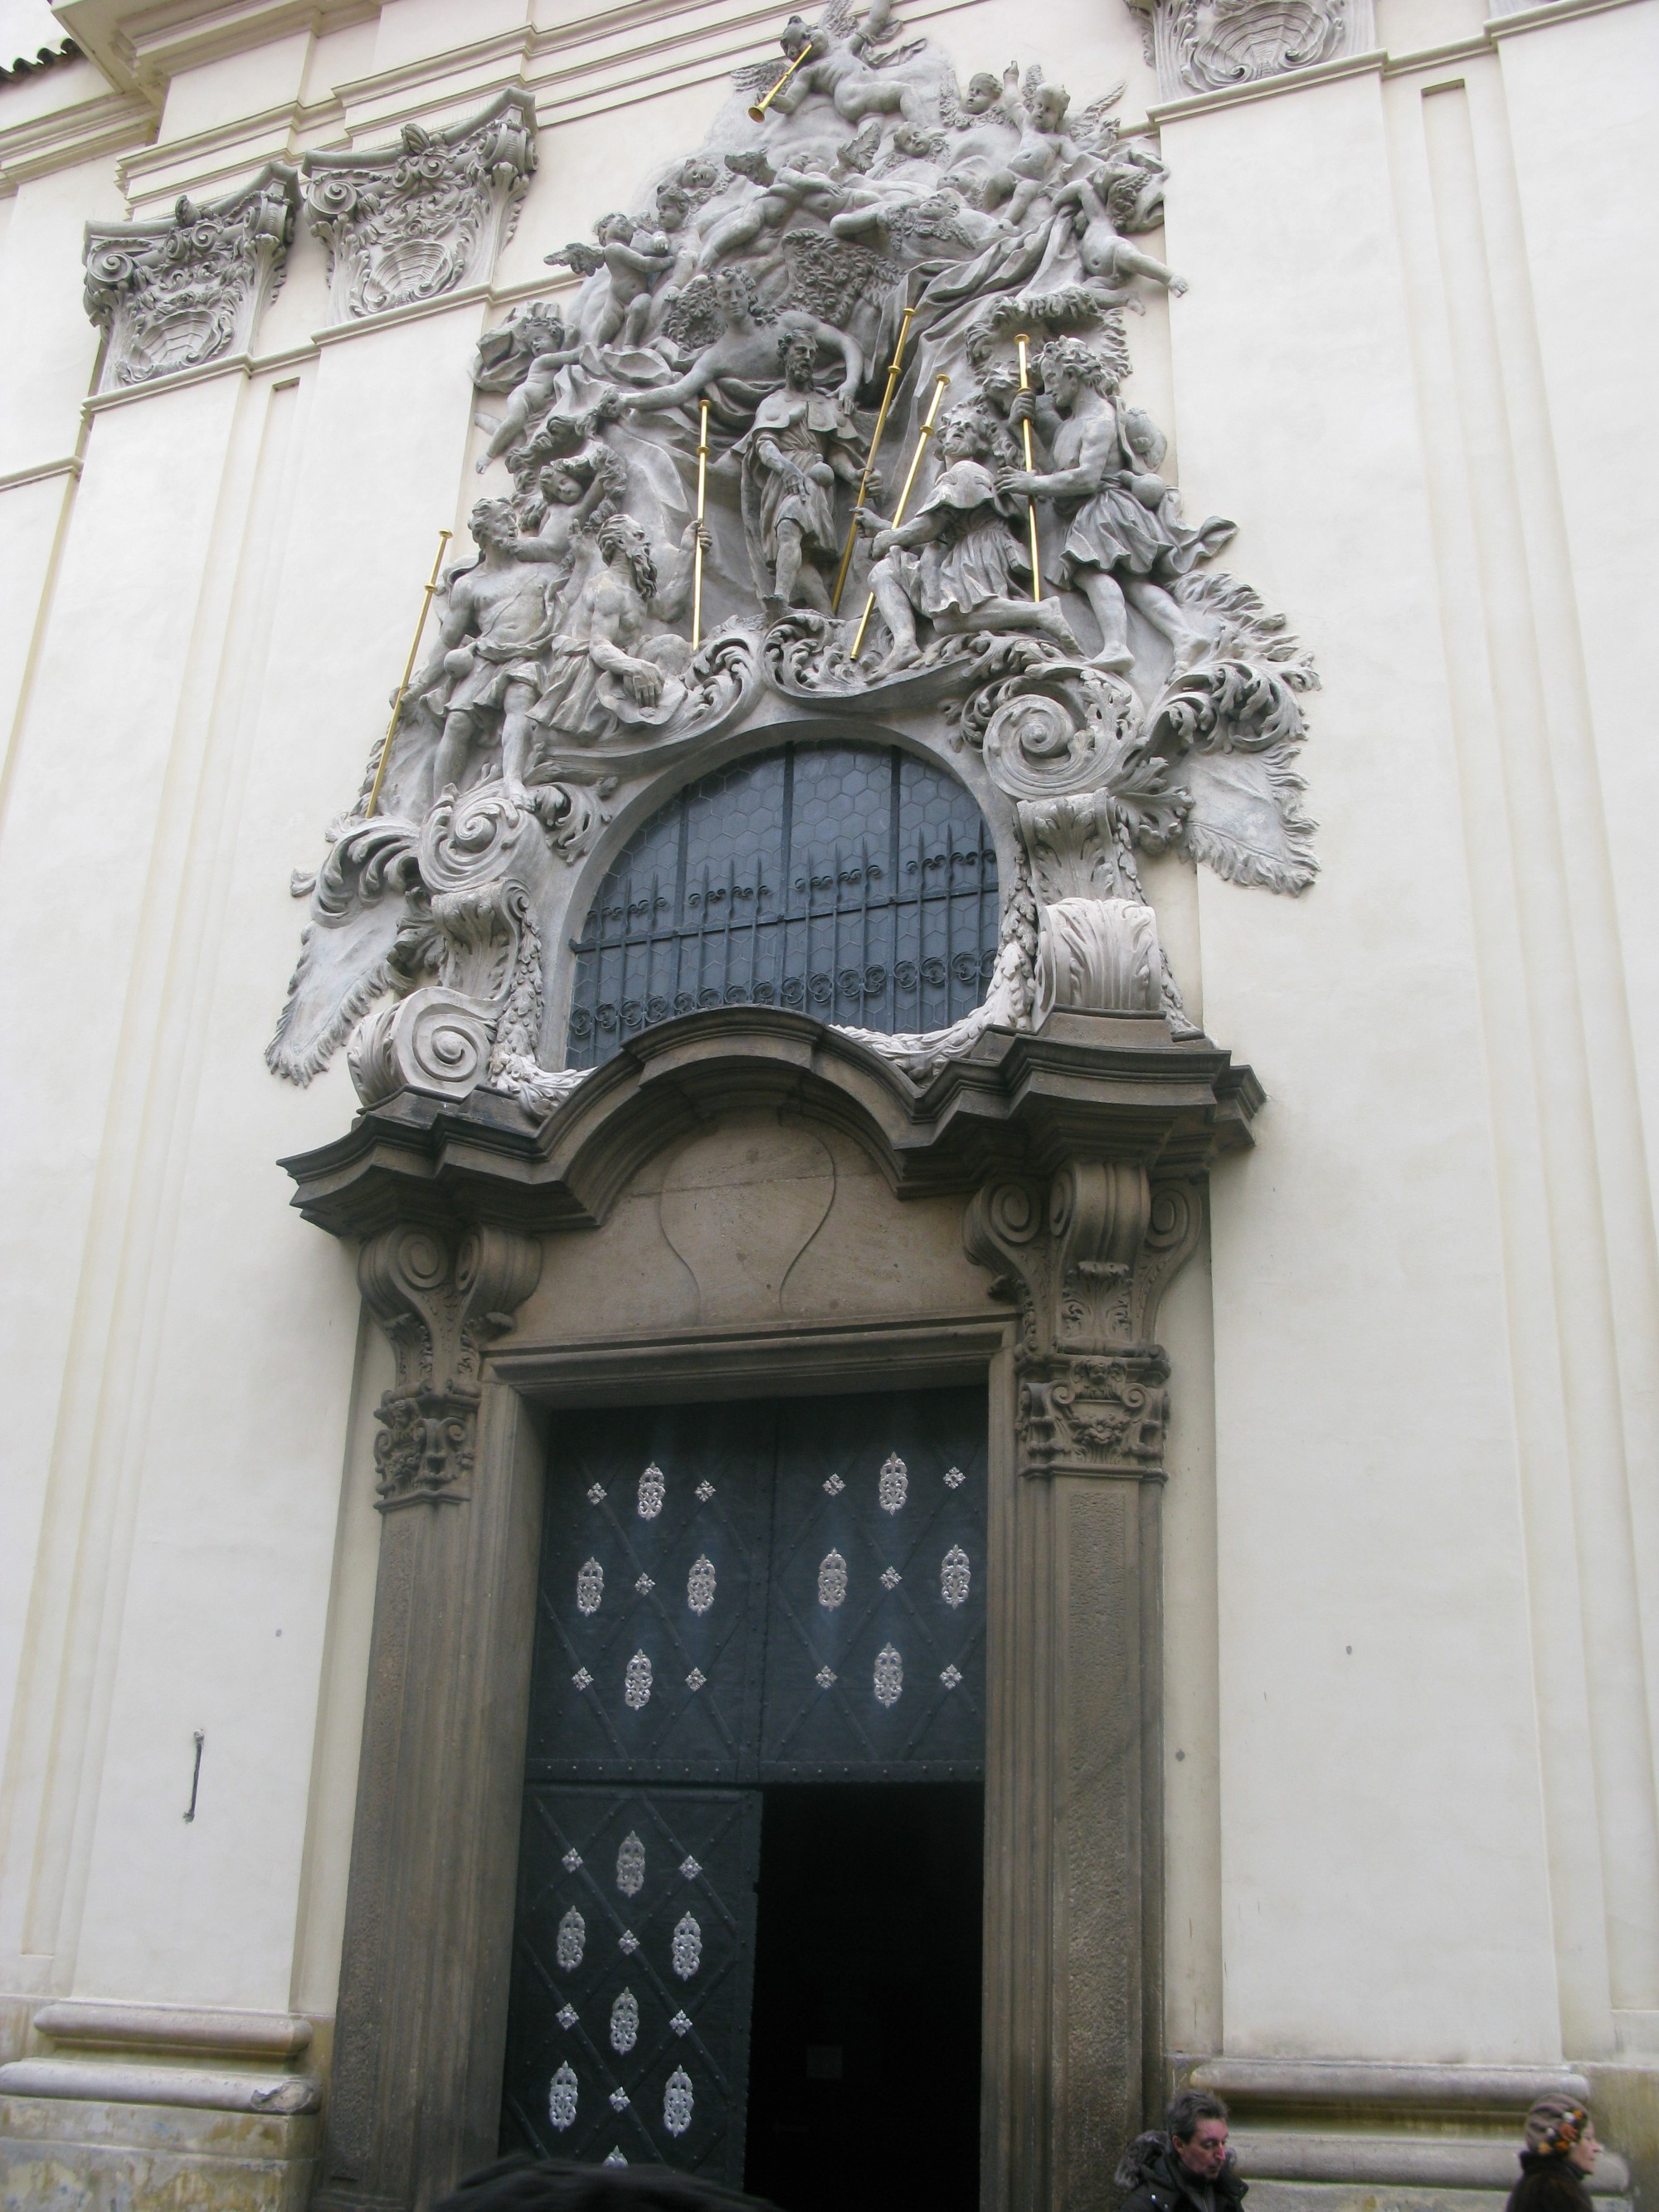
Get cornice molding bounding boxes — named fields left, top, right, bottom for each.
left=0, top=81, right=153, bottom=193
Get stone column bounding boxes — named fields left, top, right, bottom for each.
left=316, top=1225, right=543, bottom=2212
left=970, top=1162, right=1204, bottom=2211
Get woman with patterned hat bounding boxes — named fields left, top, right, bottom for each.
left=1506, top=2095, right=1601, bottom=2212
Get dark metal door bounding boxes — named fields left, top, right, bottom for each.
left=501, top=1389, right=986, bottom=2180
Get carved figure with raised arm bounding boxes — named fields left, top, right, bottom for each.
left=996, top=336, right=1233, bottom=671
left=476, top=331, right=586, bottom=470
left=693, top=146, right=853, bottom=273
left=622, top=264, right=863, bottom=416
left=529, top=513, right=711, bottom=746
left=854, top=403, right=1075, bottom=675
left=547, top=213, right=676, bottom=348
left=404, top=499, right=562, bottom=807
left=745, top=1, right=925, bottom=129
left=1051, top=168, right=1186, bottom=296
left=735, top=331, right=873, bottom=613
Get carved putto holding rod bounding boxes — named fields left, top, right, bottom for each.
left=270, top=0, right=1317, bottom=1115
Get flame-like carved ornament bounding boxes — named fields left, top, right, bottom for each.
left=873, top=1643, right=903, bottom=1707
left=878, top=1454, right=907, bottom=1513
left=576, top=1557, right=603, bottom=1615
left=664, top=2067, right=694, bottom=2137
left=671, top=1912, right=703, bottom=1980
left=610, top=1989, right=640, bottom=2054
left=624, top=1651, right=653, bottom=1708
left=615, top=1831, right=645, bottom=1896
left=818, top=1550, right=848, bottom=1609
left=941, top=1546, right=971, bottom=1607
left=637, top=1463, right=665, bottom=1518
left=548, top=2063, right=578, bottom=2130
left=687, top=1554, right=716, bottom=1615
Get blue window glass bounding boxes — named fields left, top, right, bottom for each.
left=565, top=741, right=1000, bottom=1069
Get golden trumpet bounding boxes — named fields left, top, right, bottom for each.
left=367, top=527, right=452, bottom=820
left=747, top=39, right=813, bottom=120
left=849, top=372, right=950, bottom=663
left=692, top=397, right=711, bottom=650
left=830, top=300, right=916, bottom=615
left=1016, top=332, right=1042, bottom=602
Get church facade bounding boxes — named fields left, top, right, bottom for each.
left=0, top=0, right=1655, bottom=2208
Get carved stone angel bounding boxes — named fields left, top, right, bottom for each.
left=737, top=0, right=928, bottom=128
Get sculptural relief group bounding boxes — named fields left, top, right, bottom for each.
left=266, top=0, right=1319, bottom=1106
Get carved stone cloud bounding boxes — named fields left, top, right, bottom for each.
left=1126, top=0, right=1374, bottom=100
left=83, top=163, right=299, bottom=390
left=302, top=88, right=538, bottom=323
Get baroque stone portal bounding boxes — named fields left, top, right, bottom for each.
left=268, top=5, right=1317, bottom=1113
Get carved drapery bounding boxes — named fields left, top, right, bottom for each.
left=82, top=163, right=299, bottom=389
left=357, top=1222, right=542, bottom=1508
left=303, top=88, right=537, bottom=323
left=1126, top=0, right=1374, bottom=99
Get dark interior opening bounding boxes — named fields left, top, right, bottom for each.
left=742, top=1781, right=983, bottom=2212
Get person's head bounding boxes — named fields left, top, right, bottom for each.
left=1038, top=333, right=1117, bottom=408
left=1031, top=81, right=1071, bottom=132
left=891, top=123, right=943, bottom=161
left=965, top=71, right=1003, bottom=112
left=598, top=513, right=657, bottom=599
left=594, top=212, right=635, bottom=246
left=778, top=331, right=818, bottom=387
left=937, top=404, right=992, bottom=464
left=469, top=498, right=519, bottom=553
left=537, top=461, right=585, bottom=508
left=779, top=16, right=813, bottom=59
left=1168, top=2088, right=1229, bottom=2180
left=655, top=185, right=690, bottom=231
left=1525, top=2098, right=1598, bottom=2175
left=978, top=356, right=1019, bottom=410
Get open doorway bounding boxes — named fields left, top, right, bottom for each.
left=743, top=1782, right=983, bottom=2212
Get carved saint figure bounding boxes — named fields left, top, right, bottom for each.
left=529, top=513, right=708, bottom=746
left=623, top=265, right=863, bottom=416
left=734, top=332, right=869, bottom=613
left=855, top=404, right=1074, bottom=674
left=999, top=336, right=1233, bottom=670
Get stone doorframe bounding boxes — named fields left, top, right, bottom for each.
left=281, top=1006, right=1260, bottom=2212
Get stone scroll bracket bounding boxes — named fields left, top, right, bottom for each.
left=82, top=162, right=300, bottom=391
left=356, top=1222, right=542, bottom=1509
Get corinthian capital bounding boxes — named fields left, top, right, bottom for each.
left=303, top=89, right=537, bottom=323
left=1126, top=0, right=1371, bottom=100
left=83, top=163, right=299, bottom=390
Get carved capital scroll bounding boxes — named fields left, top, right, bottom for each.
left=1125, top=0, right=1373, bottom=100
left=966, top=1165, right=1203, bottom=1478
left=357, top=1224, right=541, bottom=1508
left=83, top=163, right=299, bottom=390
left=303, top=89, right=536, bottom=323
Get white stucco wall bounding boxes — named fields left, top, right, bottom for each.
left=0, top=0, right=1652, bottom=2125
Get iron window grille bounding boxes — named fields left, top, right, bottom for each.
left=566, top=741, right=999, bottom=1069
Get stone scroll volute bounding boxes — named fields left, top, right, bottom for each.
left=356, top=1223, right=542, bottom=1509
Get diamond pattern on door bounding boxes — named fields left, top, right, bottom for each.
left=501, top=1785, right=762, bottom=2181
left=760, top=1391, right=987, bottom=1777
left=526, top=1405, right=775, bottom=1784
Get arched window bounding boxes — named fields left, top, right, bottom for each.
left=566, top=740, right=1000, bottom=1069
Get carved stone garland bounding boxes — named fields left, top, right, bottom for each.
left=303, top=88, right=537, bottom=323
left=83, top=163, right=299, bottom=390
left=356, top=1222, right=542, bottom=1508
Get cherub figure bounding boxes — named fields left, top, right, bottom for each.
left=997, top=334, right=1233, bottom=671
left=530, top=514, right=710, bottom=746
left=741, top=0, right=926, bottom=129
left=854, top=403, right=1074, bottom=675
left=694, top=144, right=852, bottom=272
left=624, top=265, right=863, bottom=417
left=1051, top=168, right=1186, bottom=296
left=403, top=500, right=562, bottom=806
left=733, top=331, right=872, bottom=614
left=976, top=71, right=1075, bottom=224
left=470, top=300, right=569, bottom=394
left=547, top=212, right=676, bottom=348
left=475, top=328, right=585, bottom=470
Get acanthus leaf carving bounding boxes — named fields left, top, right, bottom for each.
left=303, top=90, right=537, bottom=323
left=84, top=163, right=299, bottom=390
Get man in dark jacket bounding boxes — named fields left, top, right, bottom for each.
left=1117, top=2089, right=1248, bottom=2212
left=1505, top=2095, right=1600, bottom=2212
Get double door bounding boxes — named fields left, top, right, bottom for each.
left=499, top=1387, right=987, bottom=2183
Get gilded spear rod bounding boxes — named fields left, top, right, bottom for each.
left=367, top=528, right=452, bottom=819
left=849, top=372, right=950, bottom=664
left=830, top=300, right=917, bottom=616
